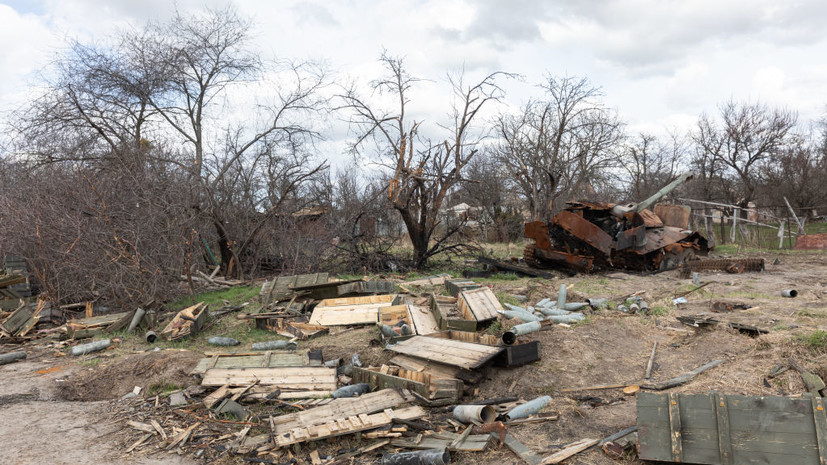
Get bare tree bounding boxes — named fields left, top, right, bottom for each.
left=13, top=7, right=330, bottom=280
left=619, top=131, right=685, bottom=202
left=339, top=53, right=511, bottom=269
left=694, top=100, right=797, bottom=209
left=493, top=75, right=624, bottom=221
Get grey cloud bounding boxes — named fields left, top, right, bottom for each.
left=431, top=0, right=553, bottom=51
left=546, top=0, right=827, bottom=76
left=290, top=2, right=338, bottom=28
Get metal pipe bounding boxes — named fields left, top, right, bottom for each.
left=208, top=337, right=240, bottom=346
left=557, top=284, right=567, bottom=308
left=0, top=350, right=26, bottom=366
left=453, top=405, right=496, bottom=424
left=332, top=383, right=370, bottom=398
left=782, top=289, right=798, bottom=298
left=145, top=331, right=157, bottom=343
left=126, top=307, right=146, bottom=333
left=505, top=395, right=552, bottom=420
left=502, top=321, right=541, bottom=345
left=71, top=339, right=111, bottom=356
left=634, top=172, right=694, bottom=213
left=381, top=449, right=450, bottom=465
left=252, top=340, right=297, bottom=350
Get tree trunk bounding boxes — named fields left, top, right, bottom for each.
left=213, top=220, right=240, bottom=279
left=397, top=207, right=430, bottom=270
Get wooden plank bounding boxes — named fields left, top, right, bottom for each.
left=337, top=281, right=394, bottom=296
left=317, top=294, right=398, bottom=307
left=191, top=352, right=318, bottom=374
left=352, top=367, right=461, bottom=404
left=458, top=287, right=502, bottom=322
left=388, top=336, right=503, bottom=369
left=669, top=392, right=683, bottom=462
left=201, top=367, right=336, bottom=389
left=0, top=304, right=35, bottom=334
left=501, top=433, right=542, bottom=465
left=540, top=438, right=599, bottom=464
left=407, top=305, right=440, bottom=335
left=812, top=396, right=827, bottom=465
left=270, top=389, right=414, bottom=435
left=308, top=306, right=380, bottom=326
left=713, top=392, right=732, bottom=465
left=388, top=355, right=463, bottom=380
left=272, top=406, right=425, bottom=448
left=391, top=433, right=491, bottom=451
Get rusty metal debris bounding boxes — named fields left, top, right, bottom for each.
left=524, top=173, right=711, bottom=273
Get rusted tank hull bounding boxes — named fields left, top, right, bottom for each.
left=524, top=207, right=710, bottom=273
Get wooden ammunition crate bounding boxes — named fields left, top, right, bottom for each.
left=638, top=392, right=827, bottom=464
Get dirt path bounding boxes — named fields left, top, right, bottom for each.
left=0, top=358, right=196, bottom=465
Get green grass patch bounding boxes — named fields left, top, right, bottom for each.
left=78, top=358, right=102, bottom=367
left=167, top=284, right=261, bottom=310
left=798, top=330, right=827, bottom=351
left=650, top=306, right=670, bottom=316
left=495, top=291, right=523, bottom=308
left=147, top=378, right=184, bottom=396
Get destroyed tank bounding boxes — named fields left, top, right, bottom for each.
left=524, top=173, right=711, bottom=273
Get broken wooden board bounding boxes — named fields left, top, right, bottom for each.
left=0, top=303, right=36, bottom=335
left=406, top=305, right=440, bottom=336
left=65, top=310, right=133, bottom=339
left=159, top=302, right=208, bottom=341
left=317, top=294, right=399, bottom=307
left=391, top=431, right=492, bottom=451
left=309, top=295, right=399, bottom=326
left=445, top=279, right=481, bottom=297
left=378, top=305, right=419, bottom=344
left=272, top=405, right=425, bottom=448
left=458, top=287, right=502, bottom=322
left=201, top=366, right=337, bottom=391
left=429, top=294, right=477, bottom=332
left=309, top=306, right=382, bottom=326
left=388, top=355, right=465, bottom=380
left=638, top=392, right=827, bottom=464
left=427, top=330, right=500, bottom=345
left=336, top=280, right=395, bottom=296
left=270, top=389, right=415, bottom=435
left=400, top=274, right=452, bottom=287
left=387, top=335, right=503, bottom=370
left=540, top=438, right=599, bottom=464
left=191, top=351, right=322, bottom=375
left=501, top=433, right=543, bottom=465
left=352, top=366, right=462, bottom=405
left=293, top=279, right=363, bottom=300
left=260, top=273, right=329, bottom=304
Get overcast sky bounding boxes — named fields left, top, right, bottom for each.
left=2, top=0, right=827, bottom=159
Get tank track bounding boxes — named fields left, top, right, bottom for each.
left=679, top=258, right=765, bottom=278
left=523, top=243, right=539, bottom=269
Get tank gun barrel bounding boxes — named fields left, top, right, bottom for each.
left=633, top=172, right=694, bottom=213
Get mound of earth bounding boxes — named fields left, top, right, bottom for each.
left=58, top=350, right=201, bottom=401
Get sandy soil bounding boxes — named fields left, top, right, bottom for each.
left=2, top=250, right=826, bottom=464
left=0, top=357, right=196, bottom=465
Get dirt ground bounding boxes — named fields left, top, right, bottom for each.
left=2, top=250, right=827, bottom=464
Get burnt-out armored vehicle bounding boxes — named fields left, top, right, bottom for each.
left=523, top=173, right=711, bottom=273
